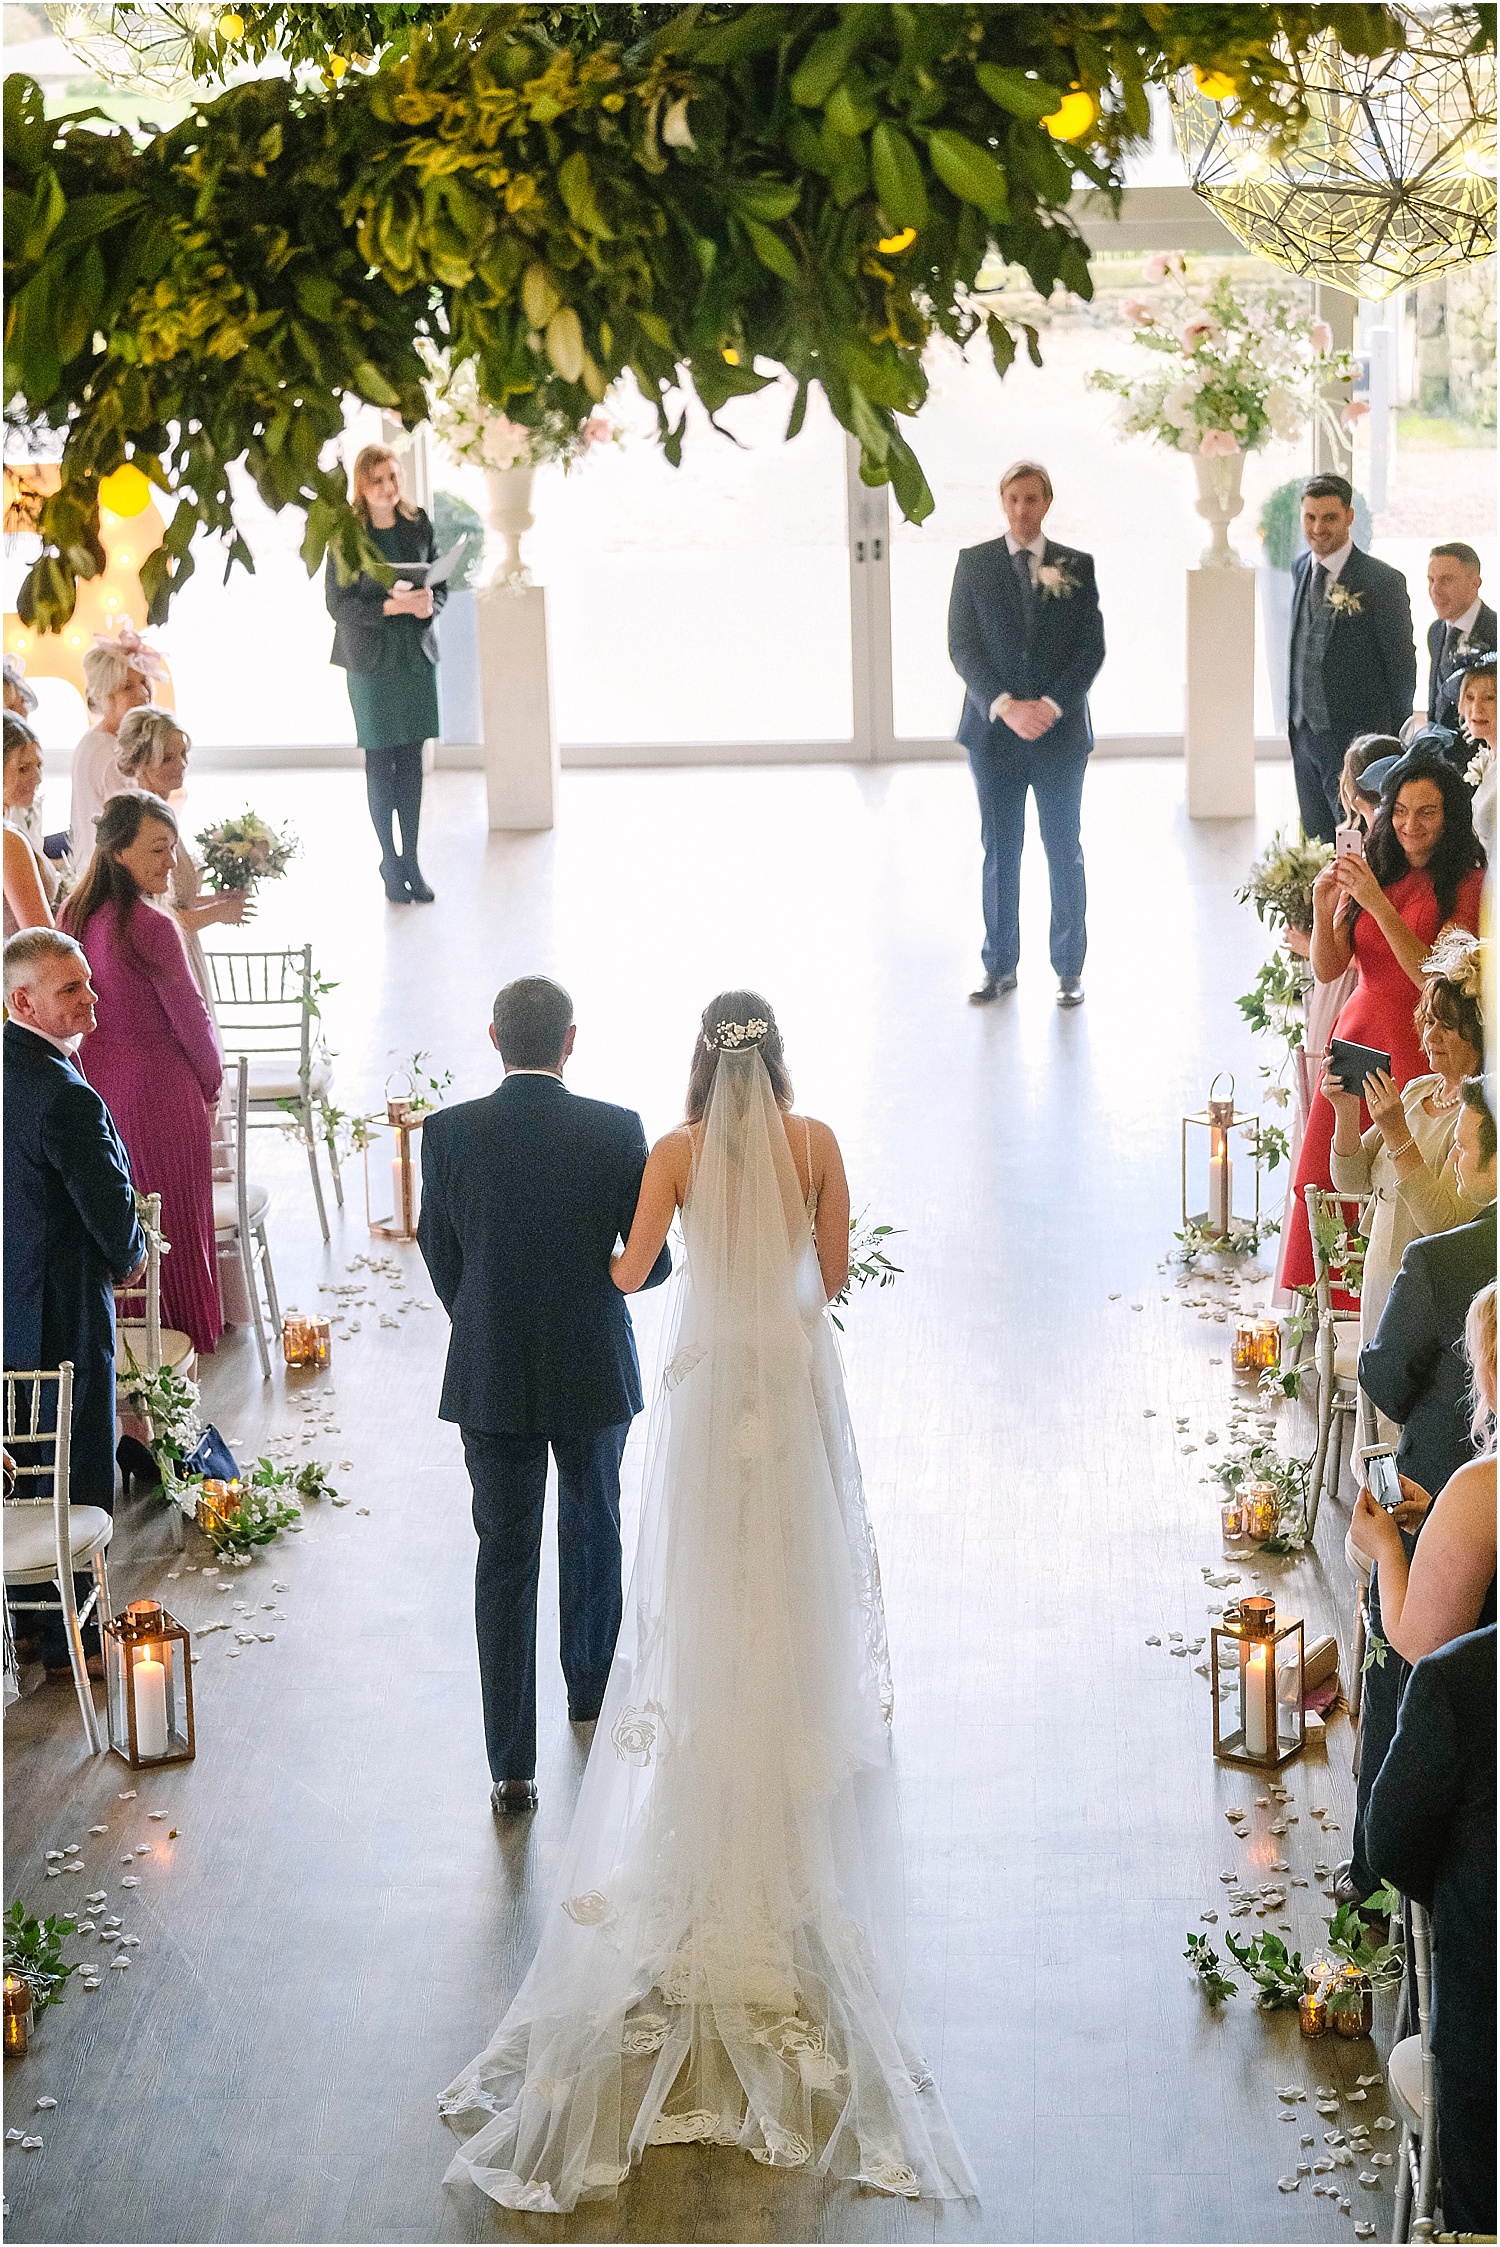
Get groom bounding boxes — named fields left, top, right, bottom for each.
left=418, top=976, right=671, bottom=1817
left=948, top=459, right=1105, bottom=1008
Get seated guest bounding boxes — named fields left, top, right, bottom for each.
left=1283, top=750, right=1486, bottom=1290
left=61, top=792, right=224, bottom=1355
left=3, top=653, right=37, bottom=721
left=1361, top=1076, right=1497, bottom=1500
left=114, top=705, right=252, bottom=1011
left=1427, top=541, right=1495, bottom=740
left=68, top=626, right=162, bottom=855
left=3, top=715, right=56, bottom=935
left=3, top=929, right=146, bottom=1667
left=1365, top=1623, right=1495, bottom=2236
left=1326, top=927, right=1486, bottom=1347
left=1455, top=647, right=1496, bottom=758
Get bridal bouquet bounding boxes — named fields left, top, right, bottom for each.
left=422, top=347, right=618, bottom=474
left=1236, top=828, right=1333, bottom=935
left=1088, top=258, right=1360, bottom=460
left=196, top=809, right=299, bottom=894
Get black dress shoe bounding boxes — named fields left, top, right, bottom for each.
left=379, top=858, right=410, bottom=903
left=117, top=1435, right=159, bottom=1493
left=491, top=1780, right=538, bottom=1817
left=969, top=972, right=1018, bottom=1005
left=1057, top=975, right=1085, bottom=1008
left=403, top=861, right=436, bottom=904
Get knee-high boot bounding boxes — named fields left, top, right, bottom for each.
left=391, top=741, right=434, bottom=902
left=364, top=749, right=407, bottom=901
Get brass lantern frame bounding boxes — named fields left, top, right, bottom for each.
left=1182, top=1072, right=1263, bottom=1240
left=1211, top=1611, right=1305, bottom=1769
left=103, top=1599, right=195, bottom=1768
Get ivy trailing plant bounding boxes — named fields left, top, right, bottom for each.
left=1223, top=1928, right=1303, bottom=2010
left=4, top=3, right=1435, bottom=635
left=1184, top=1931, right=1236, bottom=2005
left=3, top=1900, right=79, bottom=2013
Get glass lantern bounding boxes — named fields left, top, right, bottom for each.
left=1231, top=1316, right=1282, bottom=1379
left=1241, top=1479, right=1280, bottom=1544
left=1181, top=1072, right=1263, bottom=1241
left=281, top=1310, right=332, bottom=1370
left=193, top=1478, right=241, bottom=1541
left=1211, top=1597, right=1304, bottom=1769
left=103, top=1599, right=195, bottom=1767
left=3, top=1971, right=32, bottom=2056
left=363, top=1094, right=423, bottom=1241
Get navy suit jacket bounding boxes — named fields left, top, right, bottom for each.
left=1427, top=600, right=1496, bottom=736
left=1359, top=1203, right=1495, bottom=1502
left=1289, top=544, right=1416, bottom=746
left=1365, top=1625, right=1495, bottom=2082
left=418, top=1073, right=671, bottom=1438
left=3, top=1019, right=145, bottom=1503
left=949, top=537, right=1105, bottom=761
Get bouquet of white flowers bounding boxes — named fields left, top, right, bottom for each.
left=196, top=809, right=299, bottom=894
left=421, top=346, right=618, bottom=474
left=1088, top=257, right=1360, bottom=460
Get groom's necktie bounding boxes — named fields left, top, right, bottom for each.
left=1312, top=561, right=1329, bottom=608
left=1011, top=544, right=1035, bottom=634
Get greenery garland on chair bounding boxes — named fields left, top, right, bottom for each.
left=5, top=3, right=1445, bottom=635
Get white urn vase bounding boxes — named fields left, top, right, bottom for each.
left=1192, top=449, right=1247, bottom=569
left=483, top=464, right=536, bottom=585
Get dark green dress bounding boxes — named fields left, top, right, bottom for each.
left=344, top=521, right=442, bottom=751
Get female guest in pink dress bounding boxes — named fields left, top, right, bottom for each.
left=62, top=791, right=224, bottom=1352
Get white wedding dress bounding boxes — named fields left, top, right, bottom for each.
left=439, top=1047, right=976, bottom=2212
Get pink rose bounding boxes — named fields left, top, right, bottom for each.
left=582, top=415, right=613, bottom=447
left=1122, top=297, right=1155, bottom=325
left=1199, top=429, right=1241, bottom=457
left=1341, top=399, right=1371, bottom=426
left=1141, top=252, right=1185, bottom=284
left=1181, top=316, right=1220, bottom=346
left=1311, top=319, right=1334, bottom=353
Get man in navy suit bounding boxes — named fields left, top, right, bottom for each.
left=1287, top=474, right=1417, bottom=842
left=948, top=460, right=1105, bottom=1009
left=4, top=929, right=145, bottom=1665
left=418, top=977, right=670, bottom=1816
left=1425, top=541, right=1496, bottom=745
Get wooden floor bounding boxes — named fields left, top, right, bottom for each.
left=5, top=758, right=1401, bottom=2246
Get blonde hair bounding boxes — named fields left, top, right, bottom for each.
left=1467, top=1281, right=1497, bottom=1451
left=81, top=641, right=138, bottom=713
left=116, top=704, right=188, bottom=778
left=351, top=444, right=418, bottom=527
left=999, top=458, right=1054, bottom=501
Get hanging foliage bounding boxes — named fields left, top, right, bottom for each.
left=3, top=3, right=1444, bottom=635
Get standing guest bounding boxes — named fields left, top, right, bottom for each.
left=948, top=459, right=1105, bottom=1008
left=61, top=792, right=224, bottom=1355
left=1287, top=475, right=1417, bottom=843
left=1365, top=1624, right=1496, bottom=2239
left=4, top=929, right=146, bottom=1667
left=326, top=444, right=445, bottom=905
left=1426, top=542, right=1495, bottom=741
left=1326, top=929, right=1486, bottom=1348
left=68, top=625, right=163, bottom=854
left=114, top=705, right=253, bottom=1010
left=417, top=977, right=671, bottom=1817
left=3, top=715, right=57, bottom=935
left=1361, top=1076, right=1497, bottom=1503
left=1282, top=751, right=1485, bottom=1290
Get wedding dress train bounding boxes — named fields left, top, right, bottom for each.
left=439, top=1047, right=976, bottom=2211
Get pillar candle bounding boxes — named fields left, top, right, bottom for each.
left=1243, top=1642, right=1269, bottom=1758
left=133, top=1651, right=169, bottom=1759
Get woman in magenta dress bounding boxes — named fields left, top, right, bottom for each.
left=1282, top=750, right=1486, bottom=1291
left=62, top=791, right=224, bottom=1352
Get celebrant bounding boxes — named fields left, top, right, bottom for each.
left=326, top=445, right=446, bottom=906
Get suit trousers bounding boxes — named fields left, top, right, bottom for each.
left=1289, top=721, right=1343, bottom=845
left=967, top=734, right=1089, bottom=980
left=461, top=1420, right=630, bottom=1782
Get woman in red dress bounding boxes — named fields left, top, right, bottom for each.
left=1282, top=750, right=1486, bottom=1291
left=62, top=792, right=225, bottom=1352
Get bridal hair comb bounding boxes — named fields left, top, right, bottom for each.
left=709, top=1017, right=769, bottom=1053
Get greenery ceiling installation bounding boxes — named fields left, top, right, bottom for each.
left=1171, top=2, right=1496, bottom=300
left=4, top=3, right=1480, bottom=636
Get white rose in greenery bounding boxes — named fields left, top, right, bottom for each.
left=1164, top=382, right=1198, bottom=423
left=1265, top=387, right=1301, bottom=441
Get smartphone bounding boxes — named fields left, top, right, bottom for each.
left=1360, top=1444, right=1403, bottom=1513
left=1335, top=825, right=1365, bottom=858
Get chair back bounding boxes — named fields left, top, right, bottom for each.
left=3, top=1364, right=74, bottom=1579
left=214, top=1054, right=252, bottom=1241
left=1303, top=1184, right=1370, bottom=1320
left=201, top=944, right=315, bottom=1100
left=114, top=1191, right=163, bottom=1377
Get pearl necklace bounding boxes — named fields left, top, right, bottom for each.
left=1429, top=1081, right=1463, bottom=1113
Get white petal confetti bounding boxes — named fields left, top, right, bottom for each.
left=34, top=2099, right=55, bottom=2111
left=19, top=2136, right=42, bottom=2150
left=1358, top=2172, right=1379, bottom=2187
left=1373, top=2116, right=1396, bottom=2132
left=1277, top=2176, right=1300, bottom=2192
left=119, top=1876, right=139, bottom=1888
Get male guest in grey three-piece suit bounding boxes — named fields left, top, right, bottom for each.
left=948, top=459, right=1105, bottom=1010
left=1287, top=472, right=1416, bottom=843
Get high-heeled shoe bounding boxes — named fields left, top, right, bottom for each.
left=379, top=857, right=411, bottom=904
left=116, top=1435, right=159, bottom=1493
left=403, top=861, right=436, bottom=904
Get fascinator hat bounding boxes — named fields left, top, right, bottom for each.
left=1362, top=734, right=1454, bottom=800
left=1422, top=925, right=1486, bottom=1007
left=3, top=653, right=37, bottom=714
left=91, top=621, right=167, bottom=685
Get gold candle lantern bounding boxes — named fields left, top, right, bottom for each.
left=1232, top=1317, right=1282, bottom=1378
left=1298, top=1985, right=1329, bottom=2038
left=1181, top=1073, right=1264, bottom=1243
left=281, top=1310, right=332, bottom=1370
left=1242, top=1480, right=1279, bottom=1543
left=1331, top=1970, right=1374, bottom=2038
left=363, top=1094, right=423, bottom=1241
left=194, top=1477, right=242, bottom=1540
left=3, top=1971, right=32, bottom=2057
left=1220, top=1494, right=1246, bottom=1542
left=103, top=1600, right=195, bottom=1767
left=1211, top=1599, right=1305, bottom=1769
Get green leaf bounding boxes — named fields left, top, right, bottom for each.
left=352, top=359, right=400, bottom=406
left=3, top=73, right=51, bottom=174
left=557, top=149, right=615, bottom=240
left=986, top=312, right=1017, bottom=377
left=925, top=129, right=1010, bottom=220
left=870, top=121, right=928, bottom=232
left=733, top=177, right=801, bottom=223
left=789, top=16, right=867, bottom=109
left=825, top=71, right=878, bottom=139
left=975, top=64, right=1061, bottom=123
left=743, top=216, right=799, bottom=283
left=21, top=166, right=66, bottom=264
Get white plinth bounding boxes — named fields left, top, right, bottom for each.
left=1185, top=567, right=1257, bottom=821
left=477, top=582, right=559, bottom=831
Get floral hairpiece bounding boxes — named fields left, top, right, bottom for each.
left=710, top=1017, right=769, bottom=1053
left=1423, top=927, right=1485, bottom=1004
left=91, top=621, right=167, bottom=683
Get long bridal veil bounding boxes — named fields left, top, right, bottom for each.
left=440, top=1047, right=976, bottom=2212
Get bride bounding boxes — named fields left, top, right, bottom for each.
left=440, top=992, right=976, bottom=2212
